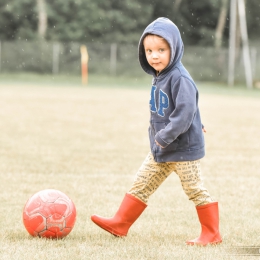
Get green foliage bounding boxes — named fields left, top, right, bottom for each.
left=176, top=0, right=221, bottom=46
left=45, top=0, right=153, bottom=43
left=0, top=0, right=259, bottom=45
left=246, top=0, right=260, bottom=40
left=0, top=0, right=38, bottom=40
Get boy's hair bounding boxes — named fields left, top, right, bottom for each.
left=144, top=33, right=165, bottom=40
left=143, top=34, right=167, bottom=48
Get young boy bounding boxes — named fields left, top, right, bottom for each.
left=91, top=17, right=222, bottom=246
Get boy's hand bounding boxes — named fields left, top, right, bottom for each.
left=155, top=140, right=164, bottom=148
left=156, top=128, right=206, bottom=149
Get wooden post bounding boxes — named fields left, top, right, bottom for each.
left=37, top=0, right=47, bottom=39
left=0, top=41, right=1, bottom=73
left=228, top=0, right=237, bottom=86
left=250, top=47, right=257, bottom=80
left=80, top=45, right=89, bottom=85
left=215, top=0, right=228, bottom=49
left=52, top=42, right=59, bottom=74
left=237, top=0, right=253, bottom=88
left=110, top=43, right=117, bottom=75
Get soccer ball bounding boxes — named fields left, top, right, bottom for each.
left=23, top=189, right=76, bottom=239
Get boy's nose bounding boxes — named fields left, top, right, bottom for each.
left=152, top=52, right=158, bottom=58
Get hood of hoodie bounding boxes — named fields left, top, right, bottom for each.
left=138, top=17, right=184, bottom=77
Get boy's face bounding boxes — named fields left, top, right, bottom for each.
left=143, top=34, right=171, bottom=73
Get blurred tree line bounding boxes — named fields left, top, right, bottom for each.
left=0, top=0, right=259, bottom=46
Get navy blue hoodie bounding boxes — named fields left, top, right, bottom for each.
left=138, top=17, right=205, bottom=162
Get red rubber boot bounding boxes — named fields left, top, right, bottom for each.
left=186, top=202, right=222, bottom=246
left=91, top=193, right=147, bottom=237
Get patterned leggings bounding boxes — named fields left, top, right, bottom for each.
left=128, top=153, right=212, bottom=206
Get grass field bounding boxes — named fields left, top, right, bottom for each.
left=0, top=74, right=260, bottom=259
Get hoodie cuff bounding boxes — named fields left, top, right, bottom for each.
left=155, top=133, right=169, bottom=148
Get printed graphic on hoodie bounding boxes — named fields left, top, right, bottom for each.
left=150, top=85, right=169, bottom=117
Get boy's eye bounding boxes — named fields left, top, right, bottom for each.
left=147, top=49, right=152, bottom=53
left=159, top=48, right=164, bottom=52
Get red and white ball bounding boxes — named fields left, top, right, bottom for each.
left=23, top=189, right=76, bottom=238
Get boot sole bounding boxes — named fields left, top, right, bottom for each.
left=186, top=240, right=222, bottom=246
left=91, top=216, right=127, bottom=237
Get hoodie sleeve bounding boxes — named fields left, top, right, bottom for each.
left=155, top=77, right=197, bottom=148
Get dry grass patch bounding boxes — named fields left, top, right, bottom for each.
left=0, top=82, right=259, bottom=259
